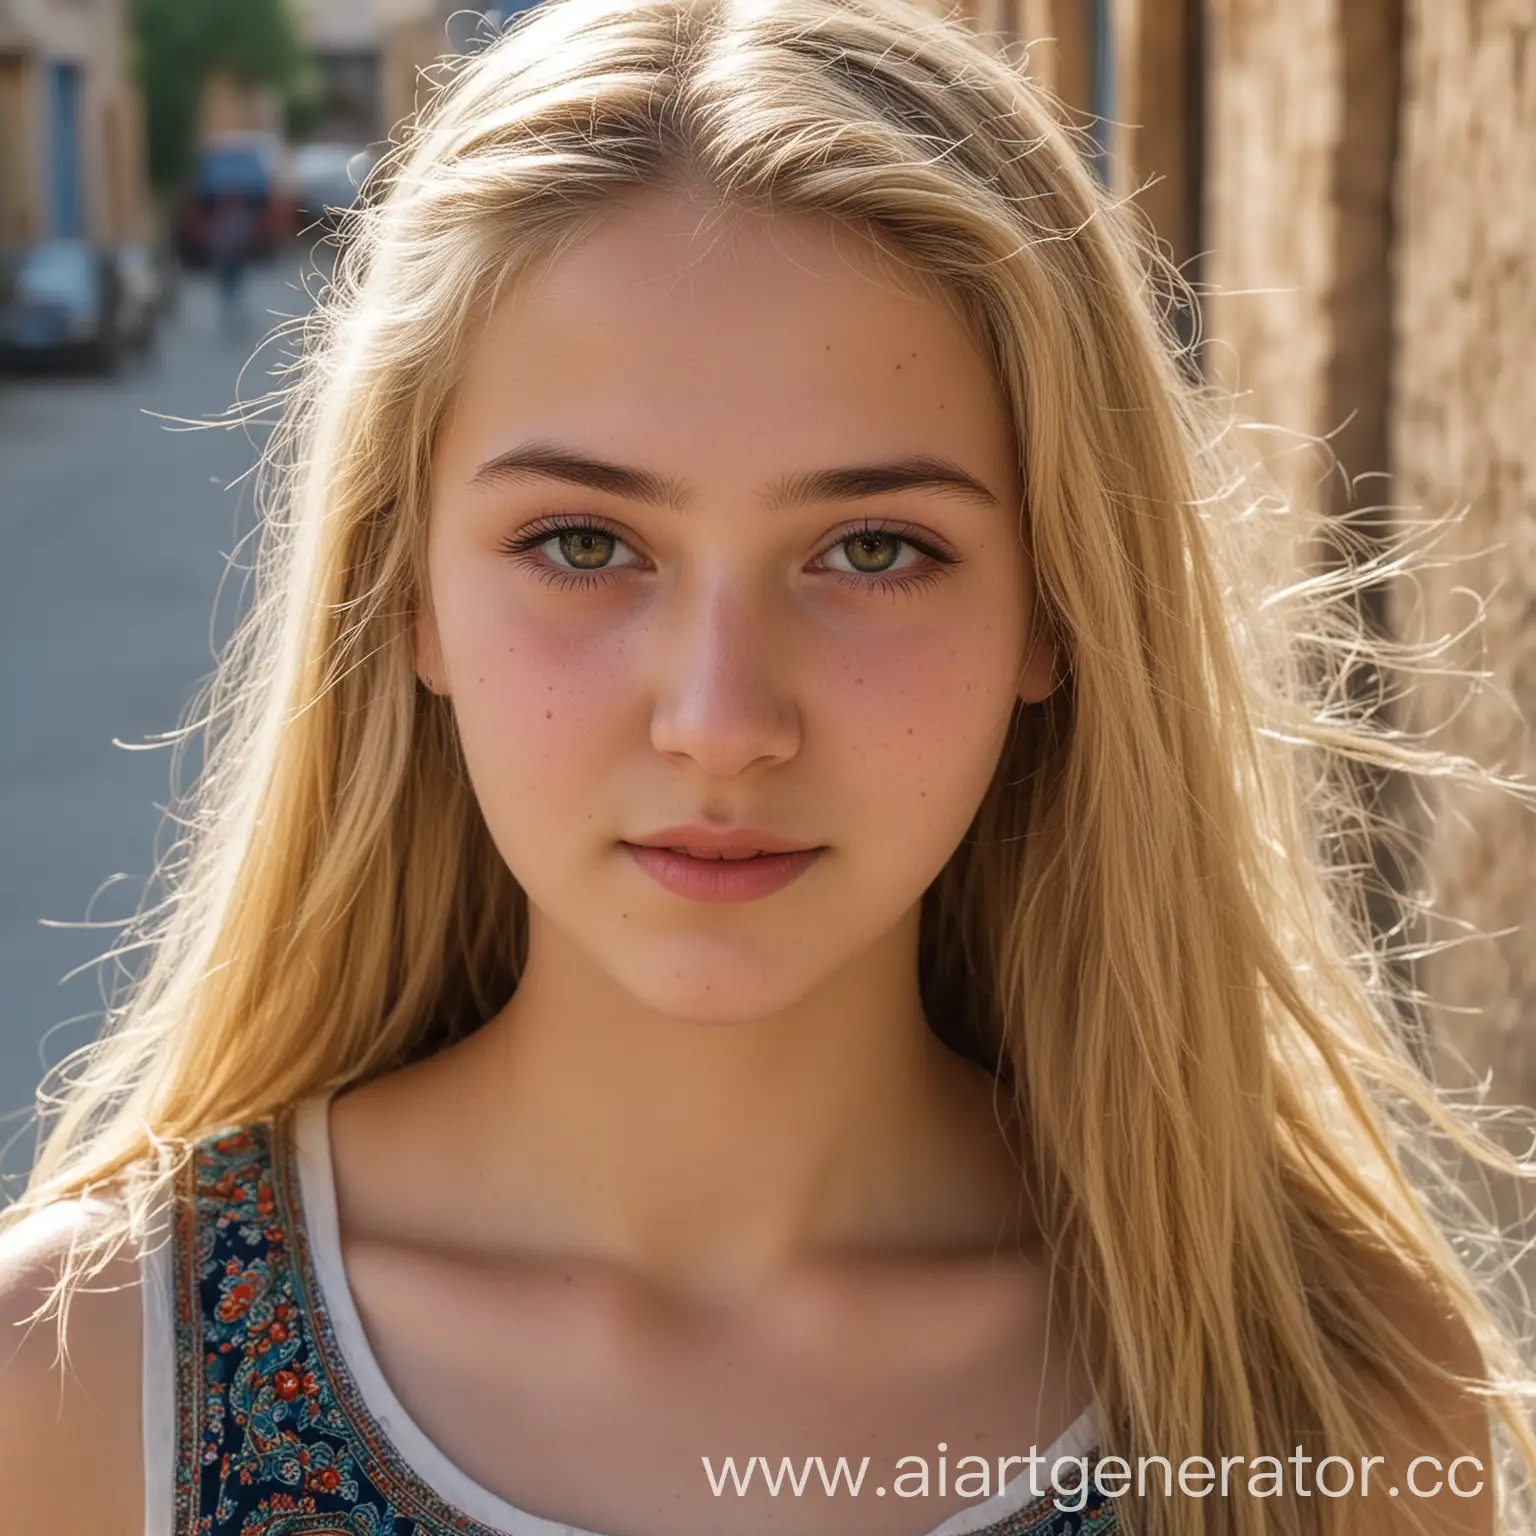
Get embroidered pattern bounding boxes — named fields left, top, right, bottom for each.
left=171, top=1111, right=1117, bottom=1535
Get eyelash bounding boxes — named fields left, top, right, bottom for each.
left=496, top=513, right=960, bottom=598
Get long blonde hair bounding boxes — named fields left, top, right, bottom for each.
left=7, top=0, right=1534, bottom=1529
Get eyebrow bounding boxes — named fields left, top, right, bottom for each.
left=468, top=440, right=1002, bottom=511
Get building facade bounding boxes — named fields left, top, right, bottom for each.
left=1386, top=5, right=1535, bottom=1104
left=996, top=1, right=1536, bottom=1111
left=299, top=0, right=385, bottom=143
left=0, top=0, right=150, bottom=245
left=379, top=0, right=542, bottom=141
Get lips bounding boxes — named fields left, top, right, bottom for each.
left=622, top=842, right=825, bottom=902
left=626, top=824, right=821, bottom=858
left=663, top=846, right=774, bottom=860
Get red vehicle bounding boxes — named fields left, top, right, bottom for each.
left=176, top=132, right=296, bottom=268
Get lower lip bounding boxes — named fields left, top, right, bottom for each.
left=621, top=843, right=826, bottom=903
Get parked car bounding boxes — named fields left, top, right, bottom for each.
left=112, top=244, right=165, bottom=353
left=292, top=142, right=376, bottom=232
left=176, top=131, right=296, bottom=267
left=0, top=239, right=128, bottom=372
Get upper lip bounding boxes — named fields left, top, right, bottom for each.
left=625, top=825, right=823, bottom=856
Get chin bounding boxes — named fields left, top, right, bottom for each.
left=613, top=945, right=826, bottom=1026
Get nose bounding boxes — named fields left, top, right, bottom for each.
left=647, top=573, right=803, bottom=780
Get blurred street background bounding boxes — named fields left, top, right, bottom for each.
left=0, top=1, right=1531, bottom=1182
left=0, top=259, right=312, bottom=1161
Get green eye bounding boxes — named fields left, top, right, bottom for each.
left=555, top=527, right=621, bottom=570
left=834, top=530, right=908, bottom=574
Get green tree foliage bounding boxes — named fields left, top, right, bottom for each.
left=131, top=0, right=318, bottom=190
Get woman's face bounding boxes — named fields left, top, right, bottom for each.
left=422, top=190, right=1054, bottom=1023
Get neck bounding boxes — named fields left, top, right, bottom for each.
left=404, top=902, right=1027, bottom=1303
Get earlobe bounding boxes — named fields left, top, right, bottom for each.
left=1016, top=615, right=1061, bottom=704
left=414, top=608, right=446, bottom=696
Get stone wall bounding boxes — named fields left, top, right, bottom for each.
left=981, top=0, right=1534, bottom=1106
left=1391, top=2, right=1536, bottom=1099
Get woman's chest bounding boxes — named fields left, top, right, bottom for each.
left=339, top=1236, right=1090, bottom=1536
left=175, top=1114, right=1115, bottom=1536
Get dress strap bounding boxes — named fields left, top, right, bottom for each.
left=140, top=1175, right=177, bottom=1536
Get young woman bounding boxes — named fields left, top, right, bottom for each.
left=0, top=0, right=1530, bottom=1531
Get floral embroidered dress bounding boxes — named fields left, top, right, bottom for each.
left=139, top=1094, right=1118, bottom=1536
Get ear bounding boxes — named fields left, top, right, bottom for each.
left=415, top=603, right=447, bottom=695
left=1016, top=605, right=1060, bottom=704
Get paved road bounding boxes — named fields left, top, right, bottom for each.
left=0, top=253, right=326, bottom=1182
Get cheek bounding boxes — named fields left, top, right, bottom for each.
left=824, top=618, right=1022, bottom=827
left=437, top=582, right=637, bottom=801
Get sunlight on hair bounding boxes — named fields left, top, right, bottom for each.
left=5, top=0, right=1534, bottom=1530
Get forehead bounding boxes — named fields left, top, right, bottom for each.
left=438, top=191, right=1017, bottom=490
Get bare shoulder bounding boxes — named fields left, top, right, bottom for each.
left=1351, top=1244, right=1494, bottom=1536
left=0, top=1188, right=149, bottom=1535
